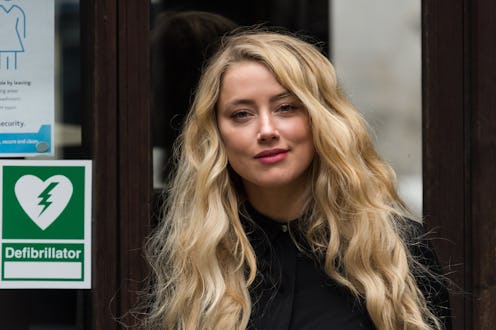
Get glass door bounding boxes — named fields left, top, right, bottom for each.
left=0, top=1, right=88, bottom=329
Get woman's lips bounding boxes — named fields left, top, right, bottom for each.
left=254, top=149, right=288, bottom=164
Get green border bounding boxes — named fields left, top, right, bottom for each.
left=1, top=243, right=85, bottom=281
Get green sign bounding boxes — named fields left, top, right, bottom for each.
left=0, top=160, right=91, bottom=288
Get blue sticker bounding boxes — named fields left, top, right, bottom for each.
left=0, top=125, right=51, bottom=154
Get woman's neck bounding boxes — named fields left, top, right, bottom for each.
left=244, top=184, right=309, bottom=222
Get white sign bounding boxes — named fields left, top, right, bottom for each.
left=0, top=1, right=55, bottom=157
left=0, top=160, right=92, bottom=289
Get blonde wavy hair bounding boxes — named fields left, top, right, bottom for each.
left=144, top=28, right=442, bottom=329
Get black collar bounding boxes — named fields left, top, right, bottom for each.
left=240, top=202, right=303, bottom=257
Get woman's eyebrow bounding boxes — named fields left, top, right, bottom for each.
left=227, top=99, right=256, bottom=107
left=224, top=92, right=294, bottom=108
left=270, top=92, right=294, bottom=102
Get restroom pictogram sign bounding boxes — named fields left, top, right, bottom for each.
left=0, top=160, right=91, bottom=288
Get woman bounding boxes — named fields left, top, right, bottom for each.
left=144, top=28, right=452, bottom=329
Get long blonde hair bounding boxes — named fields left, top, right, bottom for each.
left=144, top=28, right=442, bottom=329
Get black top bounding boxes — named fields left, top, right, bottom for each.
left=242, top=203, right=452, bottom=330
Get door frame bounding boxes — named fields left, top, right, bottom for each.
left=81, top=1, right=151, bottom=328
left=423, top=0, right=496, bottom=329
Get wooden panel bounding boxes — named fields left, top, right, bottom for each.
left=423, top=0, right=496, bottom=329
left=81, top=0, right=119, bottom=329
left=471, top=1, right=496, bottom=328
left=82, top=0, right=151, bottom=327
left=422, top=0, right=467, bottom=328
left=117, top=0, right=151, bottom=327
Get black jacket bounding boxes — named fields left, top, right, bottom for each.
left=242, top=203, right=452, bottom=330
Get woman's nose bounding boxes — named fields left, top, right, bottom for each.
left=257, top=113, right=279, bottom=143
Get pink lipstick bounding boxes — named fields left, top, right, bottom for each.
left=254, top=149, right=288, bottom=164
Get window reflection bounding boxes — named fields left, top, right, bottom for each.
left=55, top=0, right=81, bottom=160
left=151, top=11, right=238, bottom=186
left=331, top=0, right=422, bottom=216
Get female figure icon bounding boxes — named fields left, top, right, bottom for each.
left=0, top=0, right=26, bottom=70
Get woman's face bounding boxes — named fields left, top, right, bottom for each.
left=216, top=61, right=315, bottom=194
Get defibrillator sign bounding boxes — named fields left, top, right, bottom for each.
left=0, top=160, right=91, bottom=288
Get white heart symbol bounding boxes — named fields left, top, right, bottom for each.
left=14, top=175, right=73, bottom=230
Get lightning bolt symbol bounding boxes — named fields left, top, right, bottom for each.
left=38, top=182, right=59, bottom=216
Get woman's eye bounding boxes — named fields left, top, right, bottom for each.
left=230, top=111, right=251, bottom=120
left=277, top=103, right=297, bottom=112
